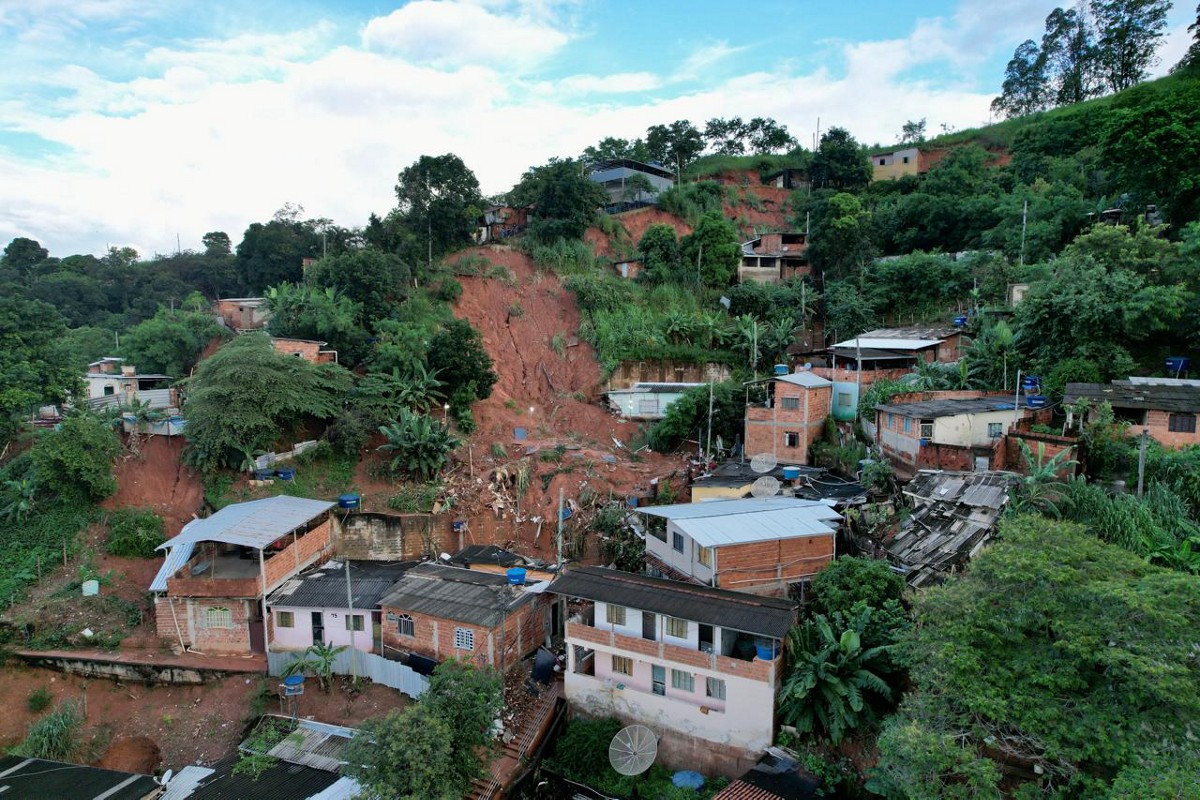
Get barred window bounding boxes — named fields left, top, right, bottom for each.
left=454, top=628, right=474, bottom=651
left=396, top=614, right=415, bottom=637
left=205, top=607, right=233, bottom=629
left=1169, top=413, right=1196, bottom=433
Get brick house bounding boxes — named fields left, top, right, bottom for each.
left=1065, top=378, right=1200, bottom=449
left=267, top=560, right=416, bottom=654
left=213, top=297, right=270, bottom=331
left=874, top=391, right=1044, bottom=476
left=737, top=233, right=810, bottom=284
left=270, top=337, right=338, bottom=364
left=638, top=497, right=841, bottom=595
left=744, top=370, right=832, bottom=465
left=378, top=563, right=548, bottom=671
left=150, top=496, right=338, bottom=654
left=551, top=566, right=797, bottom=776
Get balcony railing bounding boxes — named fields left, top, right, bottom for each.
left=566, top=622, right=779, bottom=684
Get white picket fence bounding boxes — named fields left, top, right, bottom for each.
left=267, top=649, right=428, bottom=699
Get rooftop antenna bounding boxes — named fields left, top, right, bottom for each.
left=609, top=725, right=657, bottom=777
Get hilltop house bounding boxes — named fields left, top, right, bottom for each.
left=270, top=337, right=338, bottom=364
left=637, top=497, right=841, bottom=595
left=551, top=566, right=796, bottom=776
left=743, top=370, right=832, bottom=465
left=1065, top=378, right=1200, bottom=449
left=378, top=563, right=549, bottom=671
left=738, top=233, right=810, bottom=284
left=474, top=204, right=531, bottom=244
left=150, top=496, right=338, bottom=654
left=213, top=297, right=270, bottom=331
left=83, top=359, right=172, bottom=406
left=267, top=559, right=416, bottom=654
left=588, top=158, right=675, bottom=207
left=874, top=391, right=1042, bottom=475
left=870, top=144, right=1011, bottom=182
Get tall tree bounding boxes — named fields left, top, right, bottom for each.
left=807, top=192, right=875, bottom=278
left=991, top=39, right=1050, bottom=118
left=120, top=305, right=227, bottom=377
left=0, top=298, right=79, bottom=444
left=679, top=213, right=741, bottom=288
left=746, top=117, right=798, bottom=154
left=898, top=118, right=927, bottom=144
left=1042, top=6, right=1101, bottom=106
left=809, top=127, right=871, bottom=191
left=1091, top=0, right=1172, bottom=92
left=645, top=120, right=705, bottom=170
left=235, top=217, right=320, bottom=294
left=2, top=237, right=49, bottom=280
left=1172, top=4, right=1200, bottom=71
left=394, top=154, right=483, bottom=265
left=637, top=223, right=682, bottom=284
left=201, top=231, right=232, bottom=257
left=306, top=249, right=409, bottom=326
left=509, top=158, right=607, bottom=241
left=703, top=117, right=748, bottom=155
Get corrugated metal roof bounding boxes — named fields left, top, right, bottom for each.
left=831, top=337, right=941, bottom=350
left=305, top=778, right=364, bottom=800
left=674, top=507, right=840, bottom=548
left=161, top=766, right=216, bottom=800
left=875, top=396, right=1017, bottom=418
left=637, top=497, right=838, bottom=520
left=176, top=755, right=340, bottom=800
left=1065, top=381, right=1200, bottom=413
left=150, top=540, right=195, bottom=592
left=550, top=566, right=796, bottom=639
left=378, top=563, right=533, bottom=627
left=775, top=372, right=832, bottom=388
left=0, top=755, right=160, bottom=800
left=267, top=560, right=416, bottom=610
left=157, top=496, right=335, bottom=551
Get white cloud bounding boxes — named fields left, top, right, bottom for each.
left=554, top=72, right=663, bottom=94
left=361, top=0, right=570, bottom=70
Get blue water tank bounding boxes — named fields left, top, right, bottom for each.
left=953, top=315, right=968, bottom=328
left=755, top=642, right=780, bottom=660
left=1026, top=394, right=1048, bottom=408
left=782, top=466, right=801, bottom=480
left=627, top=496, right=639, bottom=508
left=506, top=567, right=527, bottom=585
left=254, top=469, right=273, bottom=481
left=1166, top=356, right=1191, bottom=375
left=773, top=364, right=789, bottom=375
left=275, top=468, right=295, bottom=481
left=338, top=493, right=361, bottom=509
left=1022, top=375, right=1041, bottom=393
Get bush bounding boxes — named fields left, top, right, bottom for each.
left=30, top=413, right=122, bottom=503
left=809, top=556, right=907, bottom=616
left=386, top=483, right=442, bottom=513
left=11, top=700, right=84, bottom=760
left=432, top=276, right=462, bottom=303
left=105, top=508, right=165, bottom=558
left=27, top=687, right=53, bottom=713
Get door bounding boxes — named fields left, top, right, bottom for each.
left=642, top=611, right=656, bottom=641
left=698, top=624, right=714, bottom=654
left=974, top=455, right=990, bottom=472
left=248, top=602, right=265, bottom=653
left=311, top=611, right=324, bottom=646
left=651, top=665, right=666, bottom=696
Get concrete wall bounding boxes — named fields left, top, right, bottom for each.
left=336, top=512, right=458, bottom=561
left=871, top=147, right=921, bottom=181
left=606, top=361, right=732, bottom=391
left=644, top=525, right=714, bottom=585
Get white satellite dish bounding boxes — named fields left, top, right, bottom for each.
left=609, top=725, right=657, bottom=776
left=751, top=476, right=781, bottom=498
left=750, top=452, right=777, bottom=474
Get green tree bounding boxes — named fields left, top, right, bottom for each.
left=1042, top=5, right=1101, bottom=106
left=281, top=641, right=349, bottom=692
left=510, top=158, right=608, bottom=241
left=426, top=319, right=497, bottom=404
left=394, top=153, right=482, bottom=264
left=235, top=213, right=322, bottom=294
left=264, top=283, right=367, bottom=366
left=181, top=333, right=352, bottom=471
left=0, top=297, right=79, bottom=444
left=2, top=237, right=50, bottom=281
left=746, top=117, right=797, bottom=154
left=810, top=556, right=906, bottom=617
left=821, top=280, right=878, bottom=343
left=120, top=306, right=227, bottom=377
left=703, top=116, right=749, bottom=155
left=648, top=380, right=750, bottom=453
left=809, top=127, right=871, bottom=191
left=353, top=364, right=444, bottom=422
left=679, top=213, right=741, bottom=288
left=306, top=249, right=410, bottom=326
left=201, top=231, right=232, bottom=257
left=341, top=704, right=459, bottom=800
left=808, top=193, right=874, bottom=279
left=377, top=409, right=458, bottom=480
left=1091, top=0, right=1172, bottom=92
left=871, top=515, right=1200, bottom=797
left=991, top=39, right=1050, bottom=118
left=422, top=660, right=504, bottom=789
left=637, top=223, right=682, bottom=284
left=898, top=118, right=927, bottom=145
left=645, top=120, right=705, bottom=169
left=30, top=412, right=121, bottom=503
left=582, top=136, right=650, bottom=163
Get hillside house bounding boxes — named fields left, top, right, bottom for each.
left=744, top=370, right=832, bottom=465
left=870, top=144, right=1011, bottom=181
left=474, top=204, right=530, bottom=244
left=267, top=559, right=416, bottom=654
left=638, top=497, right=841, bottom=595
left=84, top=360, right=172, bottom=405
left=150, top=496, right=338, bottom=654
left=738, top=233, right=810, bottom=284
left=588, top=158, right=675, bottom=206
left=378, top=563, right=548, bottom=671
left=214, top=297, right=270, bottom=330
left=1065, top=378, right=1200, bottom=449
left=270, top=337, right=338, bottom=364
left=606, top=382, right=704, bottom=421
left=551, top=566, right=796, bottom=776
left=762, top=168, right=810, bottom=192
left=874, top=391, right=1042, bottom=476
left=815, top=327, right=965, bottom=420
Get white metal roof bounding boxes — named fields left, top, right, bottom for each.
left=156, top=496, right=335, bottom=552
left=638, top=497, right=836, bottom=519
left=1128, top=376, right=1200, bottom=387
left=776, top=372, right=832, bottom=388
left=639, top=498, right=841, bottom=547
left=831, top=337, right=941, bottom=350
left=149, top=540, right=194, bottom=592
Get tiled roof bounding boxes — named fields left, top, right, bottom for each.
left=549, top=565, right=796, bottom=639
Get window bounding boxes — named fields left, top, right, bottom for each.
left=605, top=604, right=626, bottom=626
left=887, top=413, right=893, bottom=428
left=652, top=665, right=666, bottom=696
left=987, top=422, right=1004, bottom=438
left=454, top=628, right=474, bottom=651
left=920, top=421, right=934, bottom=439
left=904, top=417, right=912, bottom=433
left=902, top=156, right=910, bottom=164
left=671, top=669, right=695, bottom=692
left=277, top=611, right=294, bottom=628
left=396, top=614, right=415, bottom=637
left=103, top=385, right=115, bottom=396
left=697, top=546, right=713, bottom=567
left=784, top=431, right=800, bottom=448
left=672, top=532, right=685, bottom=553
left=665, top=617, right=688, bottom=638
left=345, top=614, right=364, bottom=632
left=706, top=677, right=727, bottom=701
left=205, top=607, right=233, bottom=629
left=612, top=655, right=633, bottom=676
left=781, top=396, right=800, bottom=410
left=878, top=158, right=885, bottom=165
left=837, top=392, right=852, bottom=408
left=1169, top=413, right=1197, bottom=433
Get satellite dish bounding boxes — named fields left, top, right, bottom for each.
left=609, top=725, right=658, bottom=776
left=750, top=452, right=777, bottom=474
left=160, top=769, right=173, bottom=786
left=751, top=476, right=781, bottom=498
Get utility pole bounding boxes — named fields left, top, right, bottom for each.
left=345, top=559, right=357, bottom=679
left=1018, top=199, right=1028, bottom=268
left=706, top=382, right=714, bottom=459
left=1012, top=368, right=1023, bottom=430
left=1137, top=430, right=1148, bottom=497
left=854, top=336, right=862, bottom=423
left=555, top=487, right=565, bottom=570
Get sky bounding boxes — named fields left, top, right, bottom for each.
left=0, top=0, right=1194, bottom=258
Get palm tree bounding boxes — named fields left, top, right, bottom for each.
left=778, top=606, right=895, bottom=744
left=0, top=475, right=38, bottom=522
left=281, top=641, right=349, bottom=692
left=377, top=409, right=459, bottom=481
left=1009, top=439, right=1078, bottom=518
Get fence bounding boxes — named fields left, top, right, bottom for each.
left=267, top=649, right=428, bottom=699
left=253, top=440, right=320, bottom=471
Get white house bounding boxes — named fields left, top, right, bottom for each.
left=550, top=566, right=796, bottom=777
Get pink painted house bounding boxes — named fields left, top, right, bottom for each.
left=267, top=560, right=415, bottom=654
